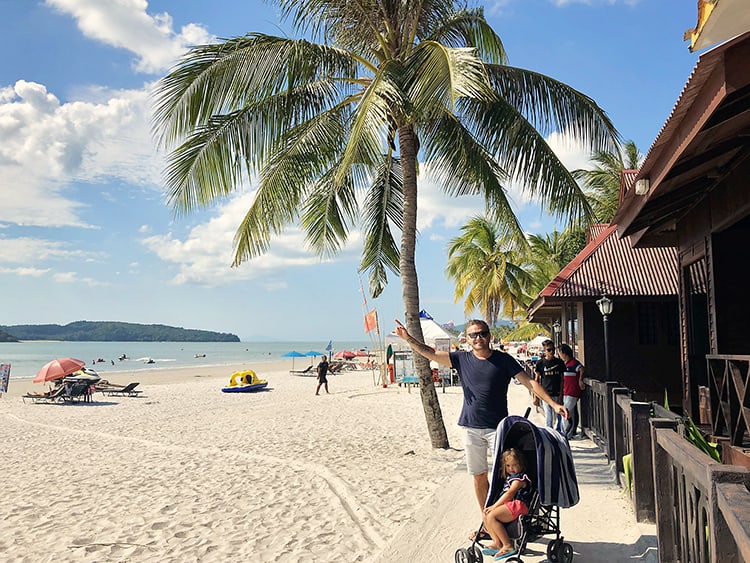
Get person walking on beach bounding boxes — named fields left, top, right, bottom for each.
left=315, top=355, right=330, bottom=395
left=534, top=340, right=565, bottom=430
left=558, top=343, right=585, bottom=439
left=394, top=319, right=568, bottom=512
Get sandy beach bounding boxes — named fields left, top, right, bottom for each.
left=1, top=362, right=653, bottom=562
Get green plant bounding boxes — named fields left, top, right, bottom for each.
left=664, top=389, right=721, bottom=462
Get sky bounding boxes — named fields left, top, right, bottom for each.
left=0, top=0, right=704, bottom=341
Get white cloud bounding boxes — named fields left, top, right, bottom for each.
left=45, top=0, right=213, bottom=74
left=0, top=236, right=103, bottom=264
left=544, top=131, right=594, bottom=172
left=141, top=191, right=349, bottom=286
left=53, top=271, right=110, bottom=286
left=0, top=267, right=51, bottom=277
left=0, top=80, right=162, bottom=227
left=415, top=167, right=484, bottom=231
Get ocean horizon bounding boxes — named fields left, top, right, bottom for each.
left=0, top=340, right=373, bottom=380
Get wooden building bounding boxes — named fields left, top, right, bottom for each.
left=614, top=30, right=750, bottom=446
left=527, top=199, right=681, bottom=404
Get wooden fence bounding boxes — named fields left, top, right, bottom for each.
left=580, top=380, right=750, bottom=561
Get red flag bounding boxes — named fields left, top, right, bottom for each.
left=364, top=309, right=378, bottom=333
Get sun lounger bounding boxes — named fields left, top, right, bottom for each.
left=62, top=381, right=94, bottom=403
left=99, top=382, right=142, bottom=397
left=289, top=366, right=315, bottom=376
left=22, top=385, right=66, bottom=404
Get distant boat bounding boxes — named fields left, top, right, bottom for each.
left=195, top=353, right=206, bottom=358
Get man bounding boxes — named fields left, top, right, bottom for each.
left=535, top=340, right=566, bottom=430
left=395, top=319, right=568, bottom=511
left=315, top=355, right=330, bottom=395
left=558, top=343, right=585, bottom=439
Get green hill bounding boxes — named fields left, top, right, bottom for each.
left=0, top=321, right=239, bottom=342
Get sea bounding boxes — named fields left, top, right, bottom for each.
left=0, top=340, right=371, bottom=380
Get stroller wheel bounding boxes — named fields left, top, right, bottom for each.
left=547, top=539, right=562, bottom=562
left=454, top=547, right=474, bottom=563
left=471, top=543, right=484, bottom=562
left=559, top=542, right=574, bottom=562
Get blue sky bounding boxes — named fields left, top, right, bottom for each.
left=0, top=0, right=701, bottom=341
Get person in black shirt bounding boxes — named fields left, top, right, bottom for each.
left=534, top=340, right=566, bottom=430
left=315, top=356, right=330, bottom=395
left=395, top=319, right=568, bottom=512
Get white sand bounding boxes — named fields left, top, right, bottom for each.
left=1, top=364, right=653, bottom=562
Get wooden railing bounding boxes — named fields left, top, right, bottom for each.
left=652, top=423, right=750, bottom=563
left=579, top=377, right=750, bottom=560
left=706, top=355, right=750, bottom=446
left=580, top=379, right=623, bottom=460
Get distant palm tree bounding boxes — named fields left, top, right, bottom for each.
left=525, top=230, right=571, bottom=293
left=573, top=140, right=643, bottom=224
left=446, top=216, right=532, bottom=326
left=152, top=0, right=618, bottom=448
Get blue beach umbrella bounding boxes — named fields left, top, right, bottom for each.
left=304, top=350, right=324, bottom=357
left=281, top=350, right=305, bottom=370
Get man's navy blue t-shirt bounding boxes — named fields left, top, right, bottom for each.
left=449, top=350, right=524, bottom=429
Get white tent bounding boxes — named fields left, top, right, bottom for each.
left=384, top=313, right=453, bottom=347
left=526, top=334, right=552, bottom=353
left=419, top=317, right=452, bottom=346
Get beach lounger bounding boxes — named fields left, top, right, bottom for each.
left=62, top=381, right=94, bottom=403
left=100, top=382, right=143, bottom=397
left=22, top=385, right=66, bottom=404
left=289, top=366, right=315, bottom=376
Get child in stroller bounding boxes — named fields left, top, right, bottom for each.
left=455, top=415, right=579, bottom=563
left=481, top=448, right=534, bottom=560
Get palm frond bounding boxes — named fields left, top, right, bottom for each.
left=153, top=34, right=357, bottom=147
left=359, top=155, right=404, bottom=297
left=484, top=64, right=619, bottom=152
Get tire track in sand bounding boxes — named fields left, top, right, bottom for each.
left=5, top=413, right=386, bottom=550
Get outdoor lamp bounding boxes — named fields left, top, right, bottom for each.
left=552, top=320, right=561, bottom=347
left=596, top=295, right=613, bottom=381
left=596, top=295, right=613, bottom=316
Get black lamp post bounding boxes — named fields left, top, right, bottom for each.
left=596, top=294, right=613, bottom=381
left=552, top=319, right=561, bottom=348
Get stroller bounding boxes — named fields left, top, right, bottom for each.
left=455, top=415, right=579, bottom=563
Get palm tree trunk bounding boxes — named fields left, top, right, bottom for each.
left=398, top=123, right=450, bottom=449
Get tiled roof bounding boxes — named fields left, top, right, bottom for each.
left=528, top=223, right=678, bottom=316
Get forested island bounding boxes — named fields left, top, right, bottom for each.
left=0, top=321, right=240, bottom=342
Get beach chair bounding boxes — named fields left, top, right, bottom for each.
left=100, top=382, right=142, bottom=397
left=63, top=381, right=94, bottom=403
left=22, top=385, right=66, bottom=404
left=289, top=365, right=315, bottom=376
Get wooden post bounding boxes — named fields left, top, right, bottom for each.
left=651, top=420, right=678, bottom=563
left=612, top=388, right=631, bottom=472
left=605, top=381, right=620, bottom=461
left=708, top=467, right=750, bottom=563
left=631, top=401, right=655, bottom=522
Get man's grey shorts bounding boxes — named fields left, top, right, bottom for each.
left=463, top=427, right=496, bottom=475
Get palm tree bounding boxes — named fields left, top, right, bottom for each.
left=525, top=230, right=572, bottom=293
left=573, top=140, right=642, bottom=224
left=446, top=216, right=532, bottom=326
left=152, top=0, right=618, bottom=448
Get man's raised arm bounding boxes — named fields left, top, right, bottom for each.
left=394, top=319, right=452, bottom=367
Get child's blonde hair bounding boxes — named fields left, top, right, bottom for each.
left=500, top=448, right=526, bottom=480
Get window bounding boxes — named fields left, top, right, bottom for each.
left=637, top=302, right=659, bottom=345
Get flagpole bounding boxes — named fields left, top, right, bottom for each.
left=359, top=275, right=386, bottom=386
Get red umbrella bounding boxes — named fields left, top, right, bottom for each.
left=333, top=350, right=356, bottom=359
left=33, top=358, right=86, bottom=384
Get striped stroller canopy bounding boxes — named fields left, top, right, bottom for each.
left=489, top=415, right=580, bottom=509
